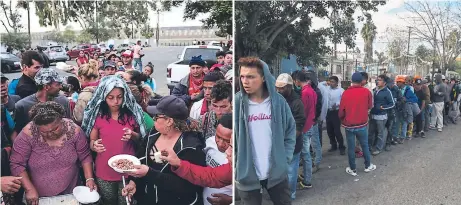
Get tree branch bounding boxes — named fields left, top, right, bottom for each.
left=1, top=20, right=10, bottom=33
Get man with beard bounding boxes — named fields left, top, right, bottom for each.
left=172, top=55, right=206, bottom=106
left=14, top=68, right=71, bottom=133
left=121, top=50, right=134, bottom=71
left=275, top=73, right=306, bottom=200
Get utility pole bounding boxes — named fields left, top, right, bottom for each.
left=406, top=26, right=411, bottom=73
left=156, top=9, right=160, bottom=47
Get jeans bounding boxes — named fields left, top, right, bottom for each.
left=326, top=110, right=345, bottom=150
left=317, top=120, right=323, bottom=147
left=345, top=126, right=372, bottom=170
left=424, top=104, right=431, bottom=131
left=287, top=152, right=300, bottom=200
left=368, top=118, right=388, bottom=151
left=133, top=58, right=142, bottom=71
left=238, top=179, right=292, bottom=205
left=310, top=124, right=322, bottom=166
left=301, top=127, right=314, bottom=184
left=415, top=108, right=425, bottom=133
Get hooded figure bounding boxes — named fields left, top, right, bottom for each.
left=235, top=59, right=296, bottom=194
left=81, top=75, right=147, bottom=138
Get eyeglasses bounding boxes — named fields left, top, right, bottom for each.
left=153, top=115, right=168, bottom=121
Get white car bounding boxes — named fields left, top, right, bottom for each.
left=167, top=45, right=223, bottom=92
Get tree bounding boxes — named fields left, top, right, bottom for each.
left=415, top=44, right=431, bottom=63
left=403, top=1, right=461, bottom=73
left=46, top=31, right=65, bottom=43
left=361, top=13, right=377, bottom=65
left=374, top=50, right=387, bottom=65
left=141, top=25, right=154, bottom=39
left=235, top=1, right=386, bottom=66
left=0, top=0, right=23, bottom=33
left=76, top=31, right=93, bottom=44
left=163, top=1, right=232, bottom=37
left=62, top=26, right=76, bottom=44
left=16, top=0, right=31, bottom=48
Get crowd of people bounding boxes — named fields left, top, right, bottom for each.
left=234, top=56, right=461, bottom=205
left=1, top=47, right=234, bottom=205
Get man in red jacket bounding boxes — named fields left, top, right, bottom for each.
left=339, top=72, right=377, bottom=176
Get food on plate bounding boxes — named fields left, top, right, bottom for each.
left=111, top=159, right=135, bottom=170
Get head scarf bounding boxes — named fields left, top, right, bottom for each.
left=81, top=75, right=146, bottom=137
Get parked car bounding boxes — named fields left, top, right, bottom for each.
left=0, top=52, right=21, bottom=73
left=38, top=45, right=68, bottom=63
left=116, top=43, right=136, bottom=53
left=167, top=45, right=222, bottom=92
left=66, top=44, right=98, bottom=60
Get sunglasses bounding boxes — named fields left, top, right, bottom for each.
left=153, top=115, right=168, bottom=121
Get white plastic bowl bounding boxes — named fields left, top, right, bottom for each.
left=108, top=154, right=141, bottom=173
left=72, top=186, right=100, bottom=204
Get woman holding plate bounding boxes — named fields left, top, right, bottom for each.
left=122, top=95, right=206, bottom=205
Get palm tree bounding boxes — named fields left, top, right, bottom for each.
left=361, top=13, right=377, bottom=66
left=16, top=0, right=30, bottom=48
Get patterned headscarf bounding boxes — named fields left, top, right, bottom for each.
left=81, top=75, right=146, bottom=138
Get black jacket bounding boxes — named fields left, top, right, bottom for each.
left=16, top=74, right=37, bottom=99
left=284, top=91, right=306, bottom=154
left=133, top=130, right=206, bottom=205
left=314, top=87, right=323, bottom=122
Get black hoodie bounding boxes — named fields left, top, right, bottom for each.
left=284, top=91, right=306, bottom=154
left=132, top=130, right=206, bottom=205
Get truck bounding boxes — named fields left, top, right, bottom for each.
left=166, top=45, right=223, bottom=93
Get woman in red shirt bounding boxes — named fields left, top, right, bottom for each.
left=76, top=51, right=89, bottom=67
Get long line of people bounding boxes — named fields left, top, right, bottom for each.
left=234, top=56, right=461, bottom=205
left=1, top=49, right=234, bottom=205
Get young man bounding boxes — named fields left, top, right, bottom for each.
left=275, top=73, right=306, bottom=200
left=198, top=80, right=232, bottom=140
left=430, top=74, right=448, bottom=131
left=224, top=51, right=233, bottom=66
left=395, top=76, right=420, bottom=142
left=172, top=55, right=206, bottom=106
left=325, top=76, right=346, bottom=155
left=121, top=50, right=134, bottom=71
left=202, top=114, right=233, bottom=205
left=339, top=72, right=376, bottom=176
left=369, top=75, right=394, bottom=155
left=133, top=40, right=143, bottom=71
left=413, top=78, right=428, bottom=137
left=190, top=71, right=225, bottom=120
left=15, top=51, right=45, bottom=99
left=216, top=51, right=225, bottom=65
left=386, top=77, right=402, bottom=147
left=1, top=73, right=20, bottom=146
left=104, top=61, right=117, bottom=76
left=14, top=68, right=71, bottom=133
left=235, top=57, right=295, bottom=205
left=292, top=70, right=317, bottom=189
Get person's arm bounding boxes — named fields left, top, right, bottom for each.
left=171, top=83, right=192, bottom=106
left=283, top=102, right=296, bottom=163
left=368, top=91, right=373, bottom=110
left=338, top=93, right=346, bottom=121
left=292, top=99, right=306, bottom=138
left=9, top=132, right=39, bottom=203
left=381, top=89, right=395, bottom=110
left=73, top=93, right=92, bottom=124
left=75, top=129, right=94, bottom=179
left=144, top=149, right=205, bottom=194
left=171, top=161, right=231, bottom=188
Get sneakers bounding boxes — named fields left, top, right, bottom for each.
left=429, top=126, right=436, bottom=130
left=364, top=164, right=377, bottom=172
left=328, top=147, right=338, bottom=152
left=420, top=132, right=426, bottom=138
left=298, top=181, right=312, bottom=189
left=346, top=167, right=357, bottom=176
left=339, top=149, right=346, bottom=155
left=372, top=150, right=381, bottom=156
left=438, top=128, right=442, bottom=132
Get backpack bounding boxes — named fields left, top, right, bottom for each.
left=7, top=78, right=19, bottom=95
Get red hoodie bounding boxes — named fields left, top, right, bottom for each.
left=171, top=160, right=231, bottom=188
left=338, top=85, right=373, bottom=129
left=301, top=84, right=317, bottom=133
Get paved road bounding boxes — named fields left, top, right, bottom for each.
left=236, top=123, right=461, bottom=205
left=3, top=46, right=184, bottom=96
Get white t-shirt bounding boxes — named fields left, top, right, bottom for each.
left=203, top=137, right=232, bottom=205
left=248, top=97, right=272, bottom=180
left=133, top=45, right=142, bottom=58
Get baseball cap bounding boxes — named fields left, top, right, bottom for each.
left=415, top=78, right=422, bottom=85
left=442, top=75, right=446, bottom=80
left=121, top=50, right=133, bottom=57
left=104, top=60, right=116, bottom=68
left=275, top=73, right=293, bottom=87
left=34, top=68, right=64, bottom=85
left=0, top=72, right=8, bottom=80
left=146, top=95, right=189, bottom=120
left=225, top=69, right=233, bottom=81
left=351, top=72, right=363, bottom=83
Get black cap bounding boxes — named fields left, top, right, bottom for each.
left=146, top=96, right=189, bottom=120
left=0, top=72, right=8, bottom=80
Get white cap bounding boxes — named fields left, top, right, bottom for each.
left=225, top=69, right=233, bottom=81
left=442, top=75, right=446, bottom=80
left=275, top=73, right=294, bottom=87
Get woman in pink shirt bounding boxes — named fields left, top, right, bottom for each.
left=10, top=102, right=95, bottom=205
left=81, top=75, right=147, bottom=205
